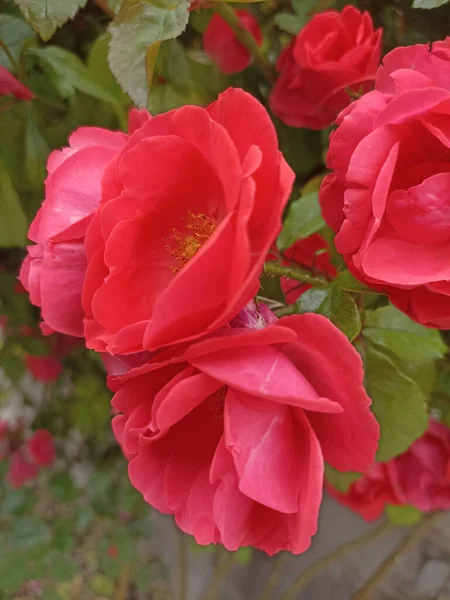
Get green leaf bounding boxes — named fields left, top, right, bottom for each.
left=7, top=517, right=51, bottom=551
left=386, top=504, right=422, bottom=526
left=334, top=270, right=375, bottom=294
left=325, top=464, right=361, bottom=493
left=29, top=46, right=120, bottom=103
left=0, top=159, right=27, bottom=247
left=0, top=14, right=35, bottom=71
left=25, top=107, right=49, bottom=188
left=318, top=287, right=361, bottom=341
left=14, top=0, right=88, bottom=41
left=274, top=13, right=304, bottom=34
left=108, top=0, right=190, bottom=107
left=364, top=305, right=447, bottom=363
left=277, top=192, right=325, bottom=251
left=364, top=345, right=428, bottom=462
left=234, top=547, right=252, bottom=565
left=412, top=0, right=450, bottom=8
left=296, top=288, right=328, bottom=314
left=87, top=33, right=129, bottom=103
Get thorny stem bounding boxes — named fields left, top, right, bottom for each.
left=280, top=521, right=395, bottom=600
left=213, top=3, right=276, bottom=84
left=352, top=512, right=442, bottom=600
left=264, top=262, right=328, bottom=287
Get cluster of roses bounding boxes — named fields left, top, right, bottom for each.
left=18, top=2, right=450, bottom=554
left=0, top=422, right=54, bottom=488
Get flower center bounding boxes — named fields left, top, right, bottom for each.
left=165, top=211, right=216, bottom=275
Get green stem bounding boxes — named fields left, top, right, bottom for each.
left=281, top=521, right=395, bottom=600
left=213, top=3, right=276, bottom=83
left=264, top=262, right=328, bottom=287
left=177, top=529, right=188, bottom=600
left=0, top=39, right=19, bottom=72
left=352, top=512, right=441, bottom=600
left=259, top=552, right=290, bottom=600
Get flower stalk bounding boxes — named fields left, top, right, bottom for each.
left=264, top=262, right=328, bottom=287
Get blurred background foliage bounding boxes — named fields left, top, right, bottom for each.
left=0, top=0, right=450, bottom=597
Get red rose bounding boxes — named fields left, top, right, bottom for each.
left=327, top=462, right=403, bottom=521
left=21, top=89, right=294, bottom=353
left=320, top=39, right=450, bottom=328
left=28, top=429, right=55, bottom=467
left=395, top=419, right=450, bottom=512
left=25, top=355, right=62, bottom=382
left=203, top=10, right=263, bottom=75
left=7, top=452, right=39, bottom=488
left=328, top=419, right=450, bottom=519
left=0, top=65, right=33, bottom=101
left=109, top=303, right=378, bottom=554
left=270, top=6, right=381, bottom=129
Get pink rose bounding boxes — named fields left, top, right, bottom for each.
left=270, top=6, right=381, bottom=129
left=109, top=303, right=378, bottom=554
left=203, top=10, right=263, bottom=74
left=0, top=65, right=33, bottom=101
left=328, top=419, right=450, bottom=519
left=21, top=89, right=294, bottom=353
left=320, top=39, right=450, bottom=328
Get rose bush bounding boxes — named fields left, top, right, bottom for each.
left=320, top=39, right=450, bottom=328
left=21, top=89, right=294, bottom=353
left=109, top=302, right=378, bottom=554
left=203, top=10, right=263, bottom=74
left=328, top=419, right=450, bottom=519
left=270, top=6, right=381, bottom=129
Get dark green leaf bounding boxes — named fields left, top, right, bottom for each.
left=325, top=464, right=361, bottom=493
left=87, top=33, right=129, bottom=104
left=8, top=517, right=51, bottom=551
left=365, top=345, right=428, bottom=462
left=412, top=0, right=450, bottom=8
left=25, top=106, right=49, bottom=188
left=364, top=305, right=447, bottom=363
left=0, top=159, right=27, bottom=247
left=0, top=14, right=35, bottom=70
left=274, top=13, right=304, bottom=34
left=296, top=288, right=328, bottom=314
left=108, top=0, right=190, bottom=107
left=29, top=46, right=119, bottom=103
left=14, top=0, right=88, bottom=41
left=277, top=192, right=325, bottom=251
left=386, top=504, right=422, bottom=526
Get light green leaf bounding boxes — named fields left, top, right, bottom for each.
left=365, top=345, right=428, bottom=462
left=274, top=13, right=304, bottom=34
left=334, top=270, right=375, bottom=294
left=108, top=0, right=190, bottom=107
left=325, top=464, right=361, bottom=493
left=29, top=46, right=120, bottom=103
left=0, top=15, right=35, bottom=70
left=297, top=288, right=328, bottom=314
left=386, top=504, right=422, bottom=526
left=87, top=33, right=129, bottom=103
left=277, top=192, right=325, bottom=251
left=8, top=517, right=51, bottom=551
left=364, top=305, right=447, bottom=363
left=412, top=0, right=450, bottom=8
left=0, top=159, right=27, bottom=247
left=13, top=0, right=88, bottom=41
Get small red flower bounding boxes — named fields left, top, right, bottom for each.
left=28, top=430, right=55, bottom=467
left=25, top=355, right=62, bottom=382
left=270, top=6, right=381, bottom=129
left=0, top=66, right=33, bottom=101
left=204, top=10, right=263, bottom=74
